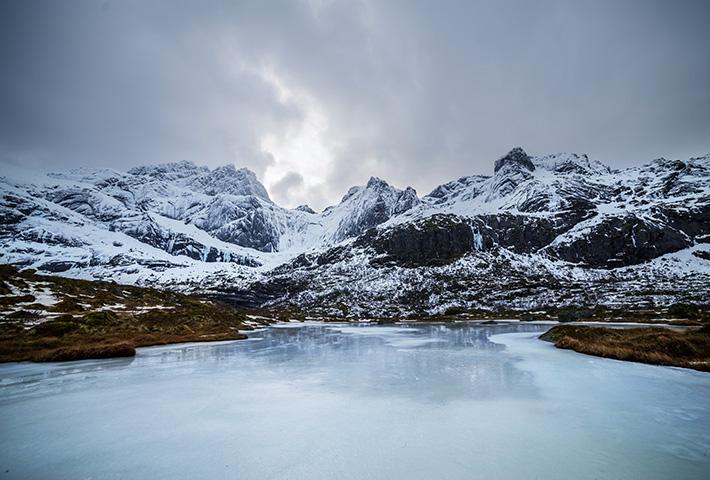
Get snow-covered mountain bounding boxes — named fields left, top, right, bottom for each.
left=1, top=148, right=708, bottom=317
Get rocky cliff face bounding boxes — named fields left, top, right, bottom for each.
left=356, top=214, right=475, bottom=266
left=325, top=176, right=421, bottom=242
left=1, top=149, right=709, bottom=316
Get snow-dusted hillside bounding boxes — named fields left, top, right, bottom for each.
left=0, top=159, right=419, bottom=283
left=1, top=148, right=708, bottom=316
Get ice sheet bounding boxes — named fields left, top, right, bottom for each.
left=1, top=323, right=709, bottom=480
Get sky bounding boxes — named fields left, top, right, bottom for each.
left=1, top=0, right=709, bottom=210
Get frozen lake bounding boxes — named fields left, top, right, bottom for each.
left=1, top=322, right=709, bottom=479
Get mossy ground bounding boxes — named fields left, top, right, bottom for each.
left=0, top=265, right=259, bottom=362
left=540, top=324, right=710, bottom=372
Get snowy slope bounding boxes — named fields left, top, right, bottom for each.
left=1, top=148, right=709, bottom=315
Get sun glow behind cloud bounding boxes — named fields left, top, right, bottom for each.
left=258, top=68, right=334, bottom=209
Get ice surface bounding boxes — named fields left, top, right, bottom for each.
left=1, top=323, right=709, bottom=480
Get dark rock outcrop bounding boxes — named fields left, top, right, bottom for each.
left=37, top=261, right=82, bottom=273
left=494, top=147, right=535, bottom=173
left=544, top=214, right=691, bottom=268
left=655, top=203, right=710, bottom=239
left=355, top=214, right=474, bottom=266
left=469, top=214, right=563, bottom=254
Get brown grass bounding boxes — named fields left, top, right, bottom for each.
left=540, top=325, right=710, bottom=372
left=36, top=342, right=136, bottom=362
left=0, top=315, right=249, bottom=363
left=0, top=265, right=255, bottom=362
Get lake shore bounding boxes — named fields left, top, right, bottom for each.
left=0, top=265, right=257, bottom=363
left=540, top=324, right=710, bottom=372
left=3, top=265, right=708, bottom=364
left=3, top=322, right=709, bottom=480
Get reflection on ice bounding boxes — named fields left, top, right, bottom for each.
left=1, top=322, right=709, bottom=480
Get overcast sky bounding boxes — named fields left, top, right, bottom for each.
left=1, top=0, right=709, bottom=209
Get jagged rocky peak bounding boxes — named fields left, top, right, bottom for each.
left=338, top=177, right=389, bottom=204
left=361, top=178, right=421, bottom=211
left=487, top=148, right=536, bottom=200
left=340, top=186, right=363, bottom=203
left=3, top=146, right=710, bottom=318
left=493, top=147, right=535, bottom=173
left=533, top=152, right=611, bottom=175
left=329, top=176, right=421, bottom=241
left=643, top=156, right=708, bottom=182
left=340, top=176, right=418, bottom=205
left=366, top=176, right=388, bottom=189
left=295, top=204, right=316, bottom=214
left=190, top=164, right=271, bottom=200
left=128, top=160, right=208, bottom=179
left=394, top=186, right=419, bottom=213
left=425, top=175, right=490, bottom=204
left=690, top=153, right=710, bottom=163
left=127, top=160, right=270, bottom=200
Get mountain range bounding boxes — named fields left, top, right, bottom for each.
left=1, top=147, right=708, bottom=317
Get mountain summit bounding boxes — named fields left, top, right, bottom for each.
left=494, top=147, right=535, bottom=173
left=1, top=148, right=708, bottom=316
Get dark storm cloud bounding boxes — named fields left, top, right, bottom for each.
left=0, top=0, right=304, bottom=180
left=1, top=0, right=709, bottom=209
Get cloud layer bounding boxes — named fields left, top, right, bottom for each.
left=1, top=0, right=709, bottom=209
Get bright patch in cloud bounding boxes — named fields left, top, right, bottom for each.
left=258, top=69, right=334, bottom=209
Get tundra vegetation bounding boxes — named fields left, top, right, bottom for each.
left=0, top=265, right=258, bottom=362
left=2, top=263, right=708, bottom=365
left=540, top=324, right=710, bottom=372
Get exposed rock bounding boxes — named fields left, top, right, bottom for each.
left=37, top=261, right=81, bottom=273
left=356, top=214, right=474, bottom=266
left=212, top=209, right=280, bottom=253
left=544, top=215, right=691, bottom=268
left=488, top=148, right=536, bottom=199
left=655, top=203, right=710, bottom=238
left=295, top=204, right=316, bottom=214
left=393, top=187, right=420, bottom=214
left=186, top=165, right=271, bottom=200
left=329, top=177, right=421, bottom=242
left=493, top=147, right=535, bottom=173
left=425, top=175, right=489, bottom=203
left=1, top=147, right=709, bottom=317
left=533, top=153, right=612, bottom=175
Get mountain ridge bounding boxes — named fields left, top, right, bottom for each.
left=1, top=147, right=708, bottom=317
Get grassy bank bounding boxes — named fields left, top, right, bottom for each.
left=540, top=325, right=710, bottom=372
left=0, top=265, right=258, bottom=362
left=429, top=304, right=709, bottom=324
